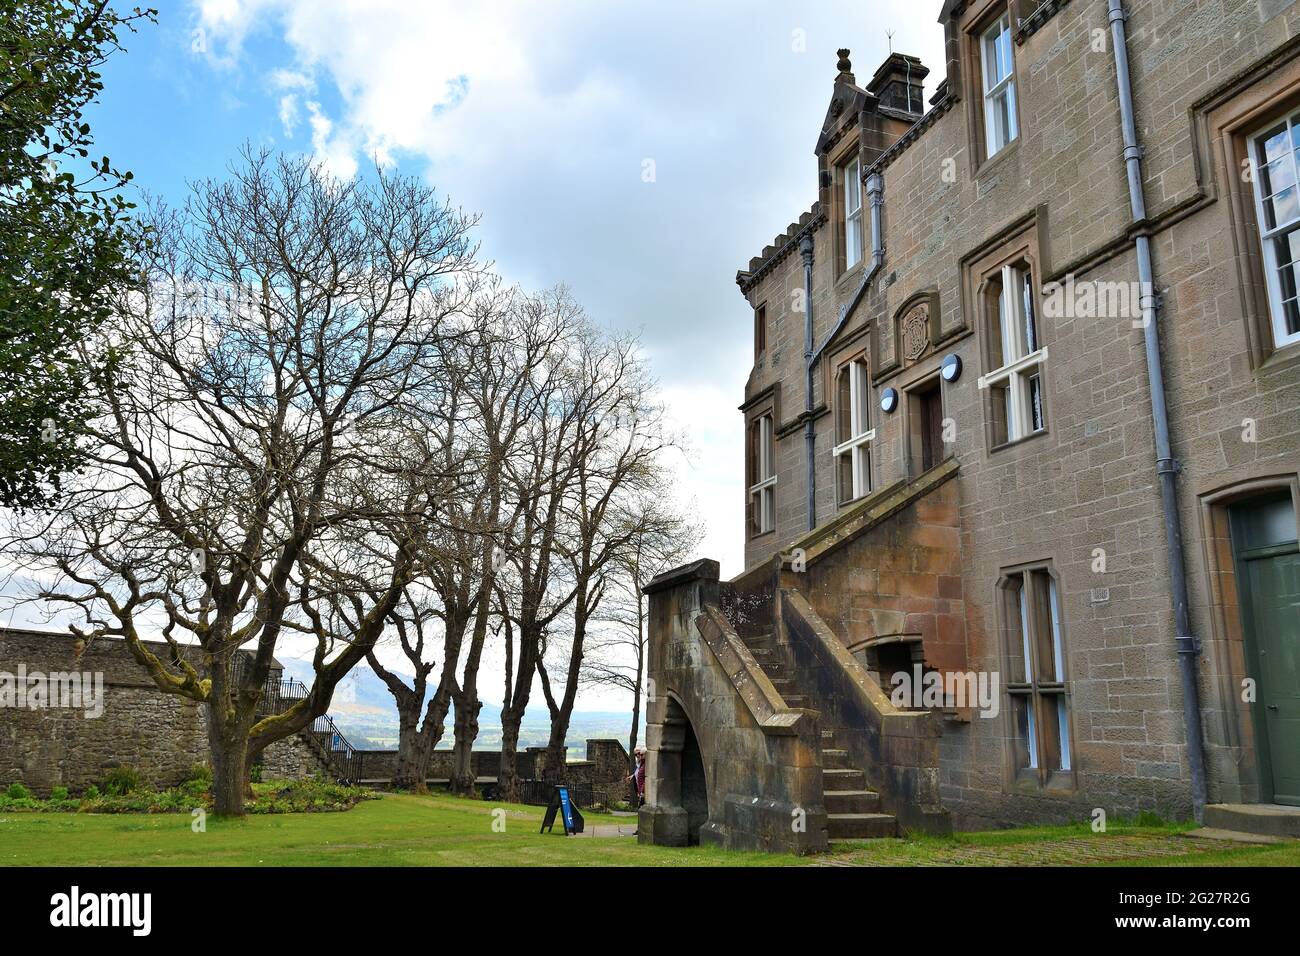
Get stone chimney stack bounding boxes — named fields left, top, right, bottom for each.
left=866, top=52, right=928, bottom=115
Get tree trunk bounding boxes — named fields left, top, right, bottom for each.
left=391, top=706, right=424, bottom=791
left=496, top=708, right=523, bottom=803
left=211, top=731, right=251, bottom=817
left=408, top=688, right=453, bottom=794
left=449, top=692, right=481, bottom=796
left=208, top=648, right=257, bottom=817
left=628, top=686, right=641, bottom=805
left=629, top=628, right=643, bottom=773
left=542, top=720, right=569, bottom=782
left=628, top=694, right=640, bottom=770
left=540, top=601, right=587, bottom=784
left=450, top=576, right=492, bottom=797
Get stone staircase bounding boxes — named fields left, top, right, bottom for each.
left=256, top=675, right=363, bottom=784
left=737, top=622, right=897, bottom=841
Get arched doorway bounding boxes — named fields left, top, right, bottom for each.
left=646, top=695, right=711, bottom=845
left=676, top=702, right=708, bottom=844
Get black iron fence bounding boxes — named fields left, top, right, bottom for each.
left=513, top=779, right=626, bottom=810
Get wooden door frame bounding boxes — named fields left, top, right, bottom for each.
left=1197, top=476, right=1300, bottom=804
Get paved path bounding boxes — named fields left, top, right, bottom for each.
left=572, top=823, right=638, bottom=838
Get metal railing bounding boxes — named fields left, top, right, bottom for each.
left=514, top=779, right=627, bottom=810
left=252, top=671, right=363, bottom=785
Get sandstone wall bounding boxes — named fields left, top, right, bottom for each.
left=735, top=0, right=1300, bottom=827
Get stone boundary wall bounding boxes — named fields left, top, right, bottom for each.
left=0, top=629, right=631, bottom=800
left=1, top=629, right=218, bottom=794
left=352, top=738, right=629, bottom=797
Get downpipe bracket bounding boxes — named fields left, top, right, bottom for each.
left=1175, top=635, right=1202, bottom=657
left=1138, top=290, right=1163, bottom=312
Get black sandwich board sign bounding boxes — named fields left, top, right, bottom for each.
left=540, top=785, right=584, bottom=835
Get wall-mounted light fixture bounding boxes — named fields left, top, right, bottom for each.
left=880, top=387, right=899, bottom=414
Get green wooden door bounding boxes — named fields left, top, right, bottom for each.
left=1232, top=495, right=1300, bottom=807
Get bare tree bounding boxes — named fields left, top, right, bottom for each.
left=581, top=505, right=701, bottom=771
left=445, top=291, right=567, bottom=795
left=361, top=586, right=442, bottom=792
left=534, top=329, right=679, bottom=779
left=2, top=148, right=482, bottom=815
left=490, top=289, right=599, bottom=803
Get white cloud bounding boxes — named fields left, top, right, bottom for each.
left=305, top=98, right=358, bottom=178
left=277, top=93, right=298, bottom=137
left=269, top=67, right=314, bottom=91
left=184, top=0, right=946, bottom=710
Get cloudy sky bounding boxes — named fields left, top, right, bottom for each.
left=8, top=1, right=945, bottom=709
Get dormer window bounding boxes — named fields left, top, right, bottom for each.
left=843, top=156, right=864, bottom=270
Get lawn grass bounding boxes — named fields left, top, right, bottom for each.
left=0, top=791, right=785, bottom=867
left=0, top=791, right=1294, bottom=867
left=1103, top=842, right=1300, bottom=867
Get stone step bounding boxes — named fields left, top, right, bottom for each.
left=822, top=767, right=867, bottom=791
left=826, top=813, right=897, bottom=840
left=1179, top=827, right=1290, bottom=846
left=824, top=789, right=881, bottom=814
left=784, top=695, right=809, bottom=708
left=821, top=748, right=853, bottom=769
left=1203, top=803, right=1300, bottom=839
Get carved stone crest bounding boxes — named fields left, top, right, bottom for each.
left=900, top=304, right=929, bottom=362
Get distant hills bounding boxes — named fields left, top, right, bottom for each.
left=276, top=658, right=634, bottom=756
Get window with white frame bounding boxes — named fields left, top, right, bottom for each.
left=981, top=14, right=1018, bottom=158
left=833, top=357, right=873, bottom=503
left=1003, top=567, right=1072, bottom=782
left=843, top=156, right=864, bottom=270
left=1248, top=112, right=1300, bottom=349
left=984, top=262, right=1046, bottom=446
left=747, top=413, right=776, bottom=536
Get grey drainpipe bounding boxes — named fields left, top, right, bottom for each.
left=801, top=170, right=886, bottom=532
left=1108, top=0, right=1208, bottom=820
left=800, top=236, right=816, bottom=531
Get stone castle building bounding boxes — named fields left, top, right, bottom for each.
left=640, top=0, right=1300, bottom=852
